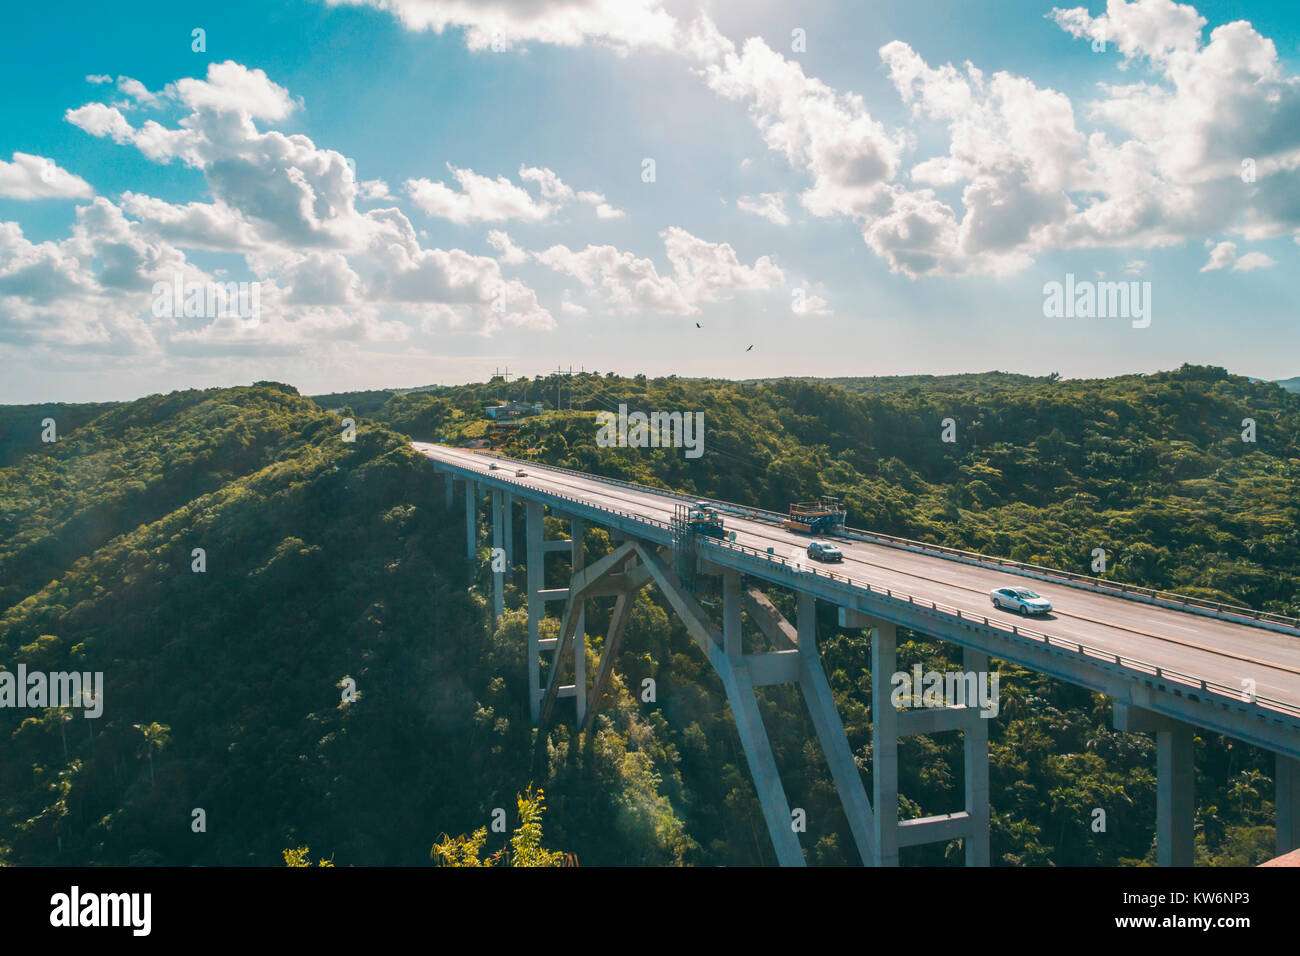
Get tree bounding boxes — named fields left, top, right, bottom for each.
left=132, top=722, right=170, bottom=788
left=283, top=846, right=335, bottom=866
left=431, top=786, right=566, bottom=867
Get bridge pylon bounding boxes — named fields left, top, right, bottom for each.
left=841, top=608, right=991, bottom=866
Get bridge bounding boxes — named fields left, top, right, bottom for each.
left=415, top=442, right=1300, bottom=867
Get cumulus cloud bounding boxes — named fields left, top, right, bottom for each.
left=792, top=281, right=831, bottom=316
left=486, top=229, right=529, bottom=264
left=8, top=59, right=559, bottom=357
left=405, top=164, right=623, bottom=224
left=1200, top=240, right=1276, bottom=272
left=691, top=17, right=905, bottom=221
left=319, top=0, right=678, bottom=52
left=0, top=153, right=94, bottom=199
left=534, top=227, right=782, bottom=315
left=1234, top=251, right=1277, bottom=271
left=406, top=166, right=553, bottom=224
left=1200, top=240, right=1237, bottom=272
left=678, top=3, right=1300, bottom=276
left=359, top=178, right=394, bottom=200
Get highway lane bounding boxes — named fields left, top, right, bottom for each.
left=417, top=443, right=1300, bottom=711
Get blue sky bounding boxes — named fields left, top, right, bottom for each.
left=1, top=0, right=1298, bottom=402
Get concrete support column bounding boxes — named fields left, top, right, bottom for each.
left=871, top=621, right=900, bottom=867
left=491, top=489, right=504, bottom=623
left=444, top=471, right=453, bottom=510
left=1276, top=754, right=1300, bottom=856
left=797, top=592, right=875, bottom=865
left=571, top=516, right=586, bottom=727
left=464, top=481, right=477, bottom=570
left=503, top=491, right=514, bottom=566
left=1157, top=725, right=1195, bottom=867
left=723, top=571, right=743, bottom=659
left=963, top=646, right=991, bottom=867
left=1113, top=704, right=1197, bottom=867
left=525, top=500, right=544, bottom=722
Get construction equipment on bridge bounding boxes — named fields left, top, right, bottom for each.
left=671, top=501, right=725, bottom=589
left=686, top=501, right=726, bottom=539
left=671, top=503, right=698, bottom=591
left=781, top=496, right=846, bottom=535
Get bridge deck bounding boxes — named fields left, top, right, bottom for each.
left=416, top=443, right=1300, bottom=719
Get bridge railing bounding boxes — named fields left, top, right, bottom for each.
left=433, top=454, right=1300, bottom=724
left=454, top=447, right=1300, bottom=634
left=696, top=534, right=1300, bottom=722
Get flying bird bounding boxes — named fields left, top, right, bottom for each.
left=746, top=344, right=753, bottom=351
left=695, top=322, right=701, bottom=328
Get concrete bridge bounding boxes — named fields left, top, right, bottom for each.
left=416, top=442, right=1300, bottom=867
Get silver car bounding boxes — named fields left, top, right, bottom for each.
left=990, top=586, right=1052, bottom=616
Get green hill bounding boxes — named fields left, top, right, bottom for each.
left=1, top=365, right=1295, bottom=866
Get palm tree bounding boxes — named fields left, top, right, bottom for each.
left=132, top=722, right=171, bottom=787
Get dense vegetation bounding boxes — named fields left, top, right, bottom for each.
left=0, top=365, right=1295, bottom=866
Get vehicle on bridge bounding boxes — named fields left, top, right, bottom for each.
left=990, top=586, right=1053, bottom=616
left=686, top=501, right=726, bottom=539
left=807, top=540, right=844, bottom=562
left=782, top=496, right=847, bottom=535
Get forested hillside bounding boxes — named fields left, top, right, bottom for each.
left=1, top=365, right=1295, bottom=866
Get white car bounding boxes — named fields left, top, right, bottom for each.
left=990, top=586, right=1052, bottom=616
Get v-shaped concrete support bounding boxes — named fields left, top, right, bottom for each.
left=530, top=536, right=879, bottom=867
left=633, top=544, right=805, bottom=866
left=538, top=541, right=638, bottom=728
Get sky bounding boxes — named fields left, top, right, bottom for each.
left=1, top=0, right=1298, bottom=403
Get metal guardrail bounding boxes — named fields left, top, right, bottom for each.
left=428, top=451, right=1300, bottom=723
left=462, top=448, right=1300, bottom=635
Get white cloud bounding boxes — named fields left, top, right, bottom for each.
left=407, top=165, right=553, bottom=224
left=536, top=241, right=693, bottom=314
left=115, top=76, right=164, bottom=109
left=19, top=60, right=561, bottom=355
left=66, top=102, right=135, bottom=142
left=359, top=178, right=394, bottom=200
left=560, top=295, right=588, bottom=315
left=793, top=281, right=831, bottom=316
left=737, top=192, right=790, bottom=226
left=1200, top=240, right=1237, bottom=271
left=376, top=249, right=554, bottom=333
left=692, top=18, right=905, bottom=221
left=661, top=226, right=783, bottom=303
left=406, top=163, right=623, bottom=224
left=1052, top=0, right=1207, bottom=66
left=320, top=0, right=678, bottom=52
left=1234, top=250, right=1276, bottom=272
left=534, top=227, right=783, bottom=315
left=169, top=61, right=297, bottom=120
left=677, top=3, right=1300, bottom=276
left=0, top=153, right=94, bottom=200
left=119, top=193, right=262, bottom=251
left=1199, top=241, right=1273, bottom=272
left=487, top=229, right=529, bottom=264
